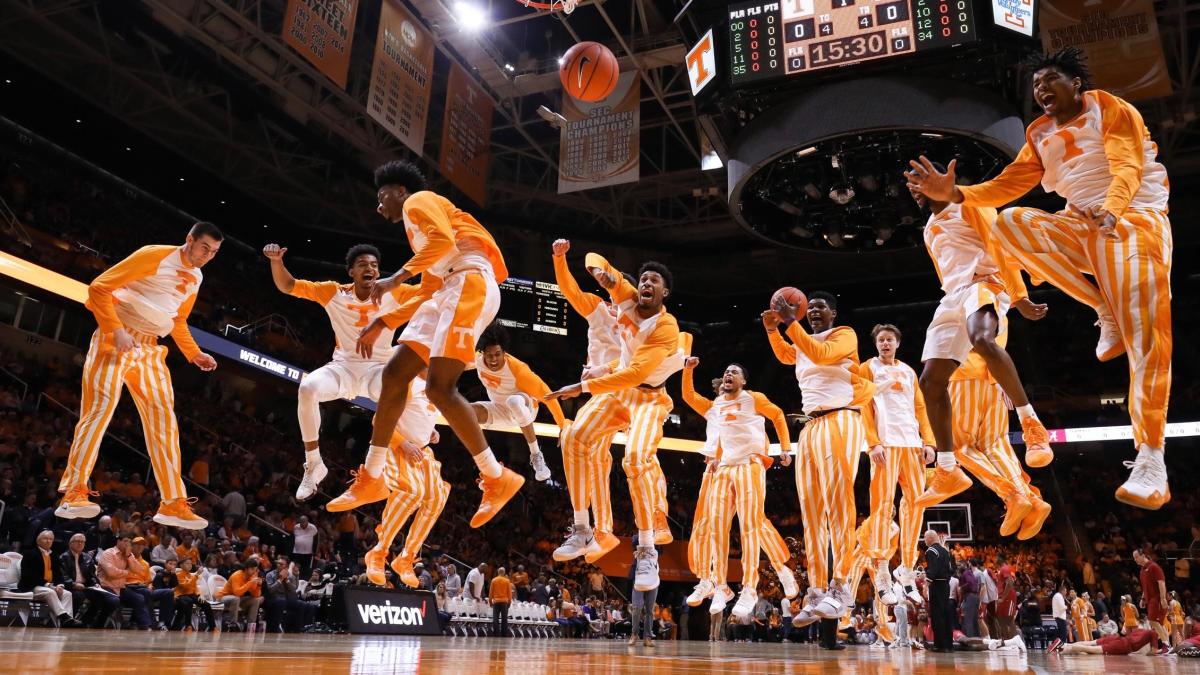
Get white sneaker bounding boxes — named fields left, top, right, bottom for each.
left=814, top=585, right=845, bottom=620
left=1007, top=635, right=1028, bottom=653
left=295, top=460, right=328, bottom=502
left=792, top=589, right=822, bottom=628
left=552, top=524, right=598, bottom=561
left=529, top=449, right=551, bottom=482
left=687, top=579, right=716, bottom=606
left=633, top=546, right=660, bottom=591
left=1115, top=445, right=1171, bottom=510
left=893, top=565, right=923, bottom=605
left=875, top=560, right=897, bottom=605
left=777, top=566, right=799, bottom=599
left=731, top=588, right=757, bottom=620
left=709, top=585, right=734, bottom=615
left=1095, top=311, right=1124, bottom=361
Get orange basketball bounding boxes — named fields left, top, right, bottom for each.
left=771, top=287, right=808, bottom=316
left=560, top=41, right=619, bottom=102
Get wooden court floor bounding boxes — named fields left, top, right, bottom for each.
left=3, top=628, right=1199, bottom=674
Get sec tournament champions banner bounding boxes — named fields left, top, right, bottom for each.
left=367, top=0, right=435, bottom=155
left=282, top=0, right=359, bottom=88
left=557, top=71, right=640, bottom=194
left=438, top=65, right=494, bottom=206
left=1039, top=0, right=1170, bottom=101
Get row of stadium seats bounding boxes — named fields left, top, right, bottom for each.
left=443, top=596, right=561, bottom=638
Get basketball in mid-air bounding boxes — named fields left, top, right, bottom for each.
left=771, top=287, right=808, bottom=316
left=559, top=41, right=619, bottom=102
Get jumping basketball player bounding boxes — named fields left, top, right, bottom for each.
left=263, top=242, right=428, bottom=501
left=467, top=322, right=565, bottom=482
left=56, top=223, right=223, bottom=529
left=333, top=160, right=520, bottom=528
left=679, top=356, right=795, bottom=619
left=907, top=48, right=1173, bottom=509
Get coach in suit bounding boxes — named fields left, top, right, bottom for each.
left=924, top=530, right=954, bottom=652
left=58, top=532, right=103, bottom=621
left=19, top=530, right=82, bottom=627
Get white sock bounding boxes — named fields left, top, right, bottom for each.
left=937, top=451, right=957, bottom=472
left=574, top=510, right=590, bottom=528
left=638, top=529, right=654, bottom=547
left=305, top=448, right=322, bottom=465
left=364, top=445, right=388, bottom=478
left=1015, top=404, right=1037, bottom=421
left=528, top=440, right=540, bottom=456
left=473, top=449, right=503, bottom=479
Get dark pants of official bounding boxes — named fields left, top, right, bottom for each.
left=929, top=580, right=953, bottom=651
left=1056, top=617, right=1069, bottom=643
left=265, top=596, right=317, bottom=632
left=492, top=602, right=510, bottom=637
left=81, top=588, right=120, bottom=628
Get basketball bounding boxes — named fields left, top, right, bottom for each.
left=559, top=41, right=619, bottom=102
left=771, top=286, right=807, bottom=315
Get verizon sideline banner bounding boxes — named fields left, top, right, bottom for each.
left=338, top=586, right=441, bottom=635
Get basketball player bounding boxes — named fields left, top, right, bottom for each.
left=763, top=291, right=872, bottom=625
left=333, top=160, right=521, bottom=528
left=679, top=356, right=795, bottom=619
left=56, top=223, right=222, bottom=529
left=467, top=323, right=564, bottom=482
left=906, top=48, right=1173, bottom=509
left=551, top=239, right=621, bottom=557
left=364, top=374, right=450, bottom=588
left=546, top=253, right=680, bottom=590
left=1061, top=628, right=1161, bottom=655
left=263, top=243, right=428, bottom=501
left=908, top=181, right=1052, bottom=510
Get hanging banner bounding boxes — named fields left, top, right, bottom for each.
left=282, top=0, right=359, bottom=88
left=366, top=0, right=435, bottom=155
left=438, top=65, right=494, bottom=206
left=558, top=71, right=640, bottom=194
left=1038, top=0, right=1170, bottom=101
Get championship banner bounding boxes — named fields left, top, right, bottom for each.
left=282, top=0, right=359, bottom=89
left=367, top=0, right=435, bottom=155
left=1038, top=0, right=1170, bottom=101
left=557, top=71, right=640, bottom=194
left=438, top=64, right=494, bottom=206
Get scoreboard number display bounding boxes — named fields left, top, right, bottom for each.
left=498, top=277, right=569, bottom=336
left=728, top=0, right=976, bottom=84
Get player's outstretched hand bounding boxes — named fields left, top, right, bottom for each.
left=356, top=318, right=386, bottom=359
left=905, top=156, right=957, bottom=203
left=779, top=451, right=793, bottom=468
left=684, top=356, right=699, bottom=370
left=761, top=309, right=782, bottom=331
left=545, top=383, right=583, bottom=401
left=1013, top=297, right=1049, bottom=321
left=193, top=353, right=218, bottom=372
left=552, top=239, right=570, bottom=256
left=262, top=243, right=287, bottom=260
left=869, top=445, right=886, bottom=466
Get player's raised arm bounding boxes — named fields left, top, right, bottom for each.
left=761, top=310, right=797, bottom=366
left=681, top=357, right=712, bottom=416
left=263, top=243, right=296, bottom=294
left=583, top=252, right=637, bottom=306
left=552, top=239, right=603, bottom=318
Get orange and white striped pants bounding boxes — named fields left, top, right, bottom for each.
left=562, top=428, right=615, bottom=533
left=562, top=387, right=671, bottom=531
left=377, top=448, right=451, bottom=560
left=857, top=446, right=926, bottom=567
left=706, top=461, right=775, bottom=590
left=59, top=330, right=188, bottom=501
left=951, top=379, right=1039, bottom=502
left=795, top=409, right=864, bottom=589
left=689, top=467, right=790, bottom=580
left=995, top=207, right=1172, bottom=449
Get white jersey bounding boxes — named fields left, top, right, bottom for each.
left=700, top=389, right=772, bottom=466
left=584, top=304, right=622, bottom=368
left=111, top=246, right=203, bottom=337
left=864, top=357, right=924, bottom=448
left=290, top=280, right=407, bottom=364
left=923, top=204, right=1002, bottom=294
left=790, top=327, right=865, bottom=415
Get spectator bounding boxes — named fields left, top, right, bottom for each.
left=175, top=533, right=201, bottom=568
left=88, top=515, right=117, bottom=554
left=171, top=557, right=213, bottom=631
left=443, top=564, right=462, bottom=598
left=958, top=561, right=981, bottom=637
left=511, top=564, right=530, bottom=601
left=292, top=515, right=317, bottom=577
left=465, top=563, right=488, bottom=606
left=415, top=562, right=433, bottom=591
left=489, top=566, right=513, bottom=638
left=434, top=583, right=452, bottom=630
left=58, top=532, right=99, bottom=622
left=753, top=594, right=773, bottom=642
left=94, top=534, right=148, bottom=629
left=531, top=575, right=550, bottom=606
left=222, top=488, right=246, bottom=523
left=18, top=529, right=80, bottom=627
left=265, top=557, right=313, bottom=633
left=587, top=566, right=606, bottom=600
left=1097, top=612, right=1120, bottom=637
left=217, top=559, right=264, bottom=631
left=152, top=536, right=179, bottom=566
left=127, top=537, right=174, bottom=630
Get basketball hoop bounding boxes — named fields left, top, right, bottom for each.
left=516, top=0, right=578, bottom=14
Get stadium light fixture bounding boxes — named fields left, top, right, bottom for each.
left=454, top=2, right=489, bottom=32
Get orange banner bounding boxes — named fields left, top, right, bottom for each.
left=594, top=537, right=743, bottom=584
left=367, top=0, right=435, bottom=155
left=558, top=71, right=640, bottom=194
left=438, top=65, right=494, bottom=206
left=282, top=0, right=359, bottom=89
left=1038, top=0, right=1171, bottom=101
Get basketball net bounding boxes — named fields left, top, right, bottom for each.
left=516, top=0, right=578, bottom=13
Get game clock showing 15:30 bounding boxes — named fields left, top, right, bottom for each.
left=728, top=0, right=976, bottom=85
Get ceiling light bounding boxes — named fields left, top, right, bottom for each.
left=179, top=177, right=185, bottom=182
left=794, top=146, right=817, bottom=157
left=454, top=2, right=489, bottom=32
left=557, top=56, right=565, bottom=66
left=504, top=63, right=515, bottom=72
left=125, top=146, right=132, bottom=151
left=75, top=119, right=82, bottom=124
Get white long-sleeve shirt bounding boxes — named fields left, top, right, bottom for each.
left=1052, top=592, right=1068, bottom=620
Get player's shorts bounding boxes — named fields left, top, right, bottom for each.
left=921, top=279, right=1010, bottom=364
left=400, top=265, right=500, bottom=365
left=477, top=393, right=538, bottom=429
left=305, top=359, right=388, bottom=401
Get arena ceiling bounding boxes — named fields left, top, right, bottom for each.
left=1, top=0, right=1198, bottom=298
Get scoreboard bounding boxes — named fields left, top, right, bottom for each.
left=728, top=0, right=977, bottom=84
left=498, top=277, right=569, bottom=336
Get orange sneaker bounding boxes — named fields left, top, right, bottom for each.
left=1021, top=417, right=1054, bottom=468
left=365, top=548, right=388, bottom=586
left=1017, top=497, right=1052, bottom=540
left=999, top=492, right=1033, bottom=537
left=585, top=530, right=621, bottom=564
left=326, top=466, right=391, bottom=512
left=390, top=554, right=419, bottom=588
left=153, top=497, right=208, bottom=530
left=470, top=467, right=525, bottom=528
left=915, top=466, right=972, bottom=508
left=653, top=510, right=673, bottom=546
left=55, top=485, right=101, bottom=520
